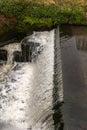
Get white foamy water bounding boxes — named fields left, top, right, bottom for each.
left=0, top=30, right=55, bottom=130
left=0, top=43, right=21, bottom=82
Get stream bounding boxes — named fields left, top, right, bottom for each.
left=0, top=29, right=63, bottom=130
left=0, top=25, right=87, bottom=130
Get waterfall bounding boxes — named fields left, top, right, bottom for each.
left=7, top=51, right=14, bottom=65
left=3, top=43, right=21, bottom=65
left=0, top=43, right=21, bottom=82
left=0, top=29, right=63, bottom=130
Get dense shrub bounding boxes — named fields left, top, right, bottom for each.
left=0, top=0, right=85, bottom=34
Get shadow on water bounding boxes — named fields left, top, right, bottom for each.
left=60, top=25, right=87, bottom=130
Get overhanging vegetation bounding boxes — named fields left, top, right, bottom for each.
left=0, top=0, right=86, bottom=35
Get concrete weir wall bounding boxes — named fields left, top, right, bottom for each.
left=54, top=27, right=63, bottom=103
left=53, top=27, right=64, bottom=129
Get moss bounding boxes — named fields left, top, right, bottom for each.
left=0, top=0, right=86, bottom=36
left=17, top=16, right=52, bottom=31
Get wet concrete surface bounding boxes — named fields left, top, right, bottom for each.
left=61, top=26, right=87, bottom=130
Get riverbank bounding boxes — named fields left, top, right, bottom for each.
left=0, top=0, right=87, bottom=42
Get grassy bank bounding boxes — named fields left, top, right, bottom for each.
left=0, top=0, right=86, bottom=38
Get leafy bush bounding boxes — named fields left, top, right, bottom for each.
left=0, top=0, right=85, bottom=34
left=0, top=0, right=26, bottom=17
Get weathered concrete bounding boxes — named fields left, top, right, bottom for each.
left=53, top=27, right=64, bottom=130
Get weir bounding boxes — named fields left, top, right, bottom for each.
left=0, top=28, right=64, bottom=130
left=53, top=27, right=64, bottom=130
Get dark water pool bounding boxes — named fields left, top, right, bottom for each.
left=60, top=25, right=87, bottom=130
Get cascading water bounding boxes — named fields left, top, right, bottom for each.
left=0, top=44, right=21, bottom=82
left=0, top=29, right=63, bottom=130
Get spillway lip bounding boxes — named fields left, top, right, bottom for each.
left=21, top=31, right=51, bottom=46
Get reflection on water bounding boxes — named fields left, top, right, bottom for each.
left=60, top=25, right=87, bottom=130
left=76, top=36, right=87, bottom=50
